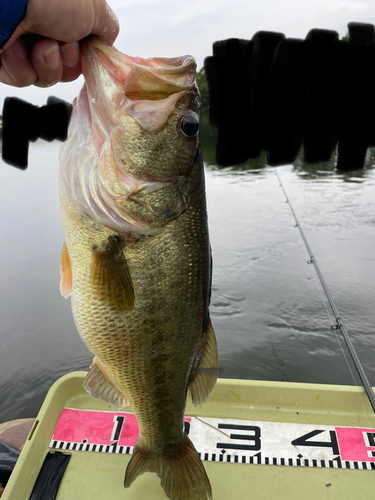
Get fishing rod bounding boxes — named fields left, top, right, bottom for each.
left=274, top=167, right=375, bottom=413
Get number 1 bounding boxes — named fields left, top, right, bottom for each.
left=111, top=415, right=125, bottom=442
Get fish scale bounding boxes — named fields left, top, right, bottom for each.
left=61, top=172, right=208, bottom=449
left=58, top=37, right=217, bottom=499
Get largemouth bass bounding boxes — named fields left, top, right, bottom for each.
left=58, top=37, right=218, bottom=500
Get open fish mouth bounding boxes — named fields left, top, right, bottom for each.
left=82, top=36, right=197, bottom=100
left=80, top=37, right=198, bottom=133
left=82, top=37, right=197, bottom=93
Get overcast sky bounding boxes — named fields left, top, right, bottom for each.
left=0, top=0, right=374, bottom=112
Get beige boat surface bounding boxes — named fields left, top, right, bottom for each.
left=2, top=372, right=375, bottom=500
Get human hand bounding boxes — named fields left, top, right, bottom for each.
left=0, top=0, right=119, bottom=87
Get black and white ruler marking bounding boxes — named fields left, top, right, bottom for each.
left=49, top=409, right=375, bottom=470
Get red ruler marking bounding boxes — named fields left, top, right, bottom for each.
left=336, top=427, right=375, bottom=462
left=52, top=408, right=191, bottom=447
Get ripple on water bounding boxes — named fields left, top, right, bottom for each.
left=1, top=148, right=375, bottom=421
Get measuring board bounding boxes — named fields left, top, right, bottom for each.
left=49, top=408, right=375, bottom=471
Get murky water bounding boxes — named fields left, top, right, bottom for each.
left=0, top=139, right=374, bottom=422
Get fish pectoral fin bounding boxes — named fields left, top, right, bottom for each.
left=91, top=235, right=135, bottom=311
left=188, top=316, right=219, bottom=407
left=84, top=358, right=129, bottom=409
left=59, top=242, right=72, bottom=299
left=124, top=434, right=212, bottom=500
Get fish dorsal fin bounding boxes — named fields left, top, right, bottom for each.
left=91, top=235, right=134, bottom=311
left=84, top=358, right=129, bottom=409
left=60, top=242, right=72, bottom=298
left=188, top=316, right=219, bottom=406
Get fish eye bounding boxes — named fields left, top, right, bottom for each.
left=180, top=114, right=199, bottom=137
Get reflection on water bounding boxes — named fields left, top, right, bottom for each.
left=202, top=126, right=375, bottom=178
left=0, top=133, right=375, bottom=422
left=203, top=125, right=375, bottom=388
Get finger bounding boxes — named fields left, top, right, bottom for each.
left=61, top=63, right=81, bottom=83
left=91, top=1, right=120, bottom=46
left=30, top=38, right=63, bottom=87
left=60, top=42, right=80, bottom=68
left=60, top=42, right=82, bottom=83
left=0, top=39, right=37, bottom=87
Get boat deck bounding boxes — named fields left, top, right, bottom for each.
left=2, top=372, right=375, bottom=499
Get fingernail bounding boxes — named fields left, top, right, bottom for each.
left=60, top=42, right=80, bottom=67
left=43, top=44, right=60, bottom=70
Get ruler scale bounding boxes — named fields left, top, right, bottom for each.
left=49, top=409, right=375, bottom=471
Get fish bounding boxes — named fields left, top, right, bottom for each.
left=58, top=37, right=218, bottom=500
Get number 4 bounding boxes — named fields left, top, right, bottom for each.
left=292, top=430, right=339, bottom=456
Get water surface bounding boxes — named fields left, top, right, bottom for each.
left=0, top=140, right=374, bottom=422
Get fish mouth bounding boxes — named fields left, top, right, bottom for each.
left=81, top=36, right=196, bottom=102
left=80, top=37, right=198, bottom=136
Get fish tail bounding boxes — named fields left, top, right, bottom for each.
left=124, top=433, right=212, bottom=500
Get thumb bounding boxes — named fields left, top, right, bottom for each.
left=91, top=1, right=119, bottom=47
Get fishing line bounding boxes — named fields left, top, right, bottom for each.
left=284, top=198, right=359, bottom=388
left=297, top=230, right=367, bottom=417
left=274, top=167, right=375, bottom=414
